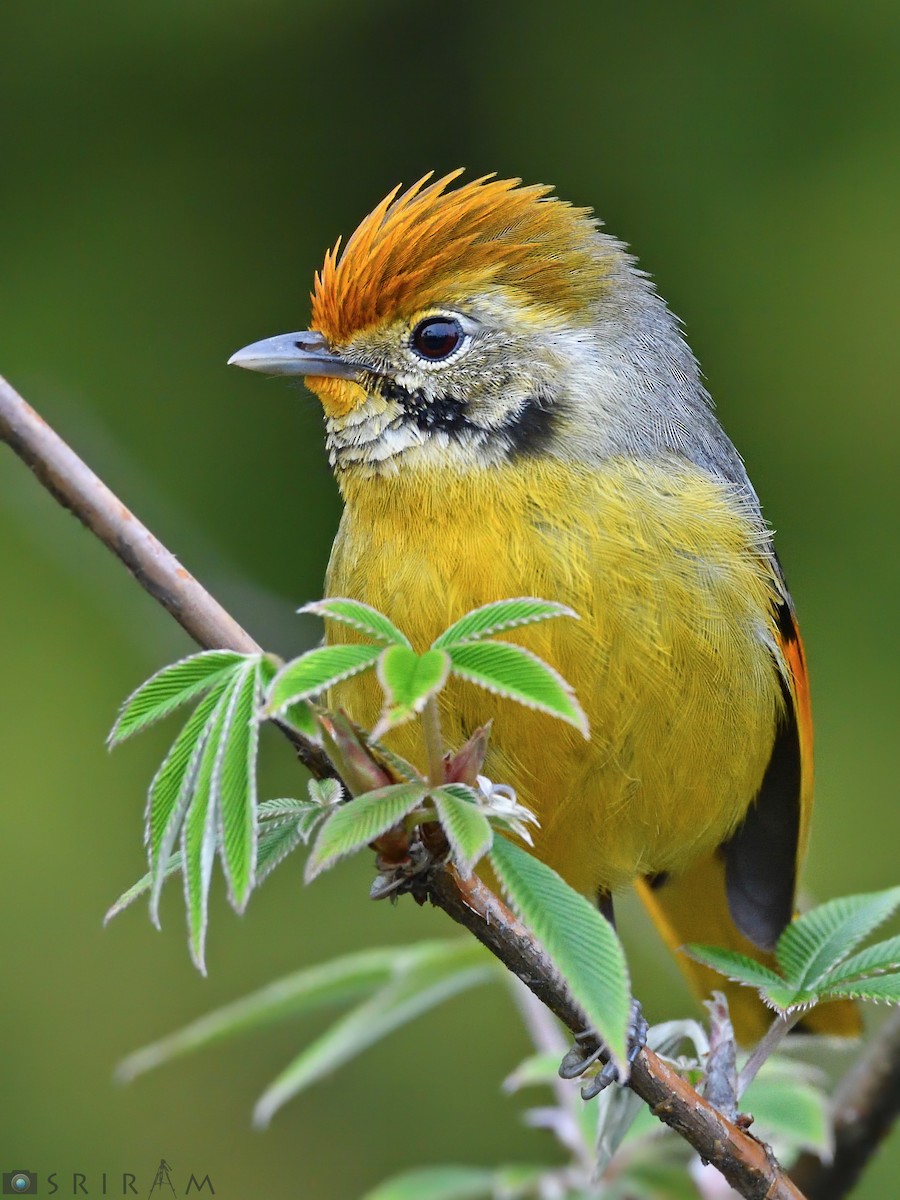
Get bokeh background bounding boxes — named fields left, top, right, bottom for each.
left=1, top=2, right=897, bottom=1196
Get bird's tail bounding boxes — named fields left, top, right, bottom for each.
left=635, top=851, right=860, bottom=1044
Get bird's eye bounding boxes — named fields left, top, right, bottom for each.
left=410, top=316, right=463, bottom=361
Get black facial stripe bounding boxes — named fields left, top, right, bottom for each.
left=499, top=391, right=560, bottom=457
left=381, top=379, right=473, bottom=435
left=378, top=379, right=560, bottom=452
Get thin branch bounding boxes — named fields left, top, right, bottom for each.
left=0, top=371, right=839, bottom=1200
left=738, top=1009, right=805, bottom=1097
left=791, top=1009, right=900, bottom=1199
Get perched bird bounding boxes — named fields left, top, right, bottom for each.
left=229, top=172, right=856, bottom=1042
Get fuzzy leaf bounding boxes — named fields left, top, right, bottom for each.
left=447, top=640, right=588, bottom=737
left=266, top=643, right=382, bottom=713
left=819, top=972, right=900, bottom=1004
left=277, top=699, right=321, bottom=742
left=374, top=645, right=451, bottom=732
left=146, top=682, right=229, bottom=926
left=109, top=650, right=247, bottom=746
left=361, top=1167, right=496, bottom=1200
left=253, top=941, right=494, bottom=1126
left=822, top=934, right=900, bottom=986
left=217, top=662, right=260, bottom=912
left=300, top=598, right=411, bottom=647
left=117, top=944, right=444, bottom=1082
left=431, top=784, right=494, bottom=876
left=490, top=836, right=631, bottom=1072
left=433, top=597, right=578, bottom=648
left=777, top=887, right=900, bottom=989
left=181, top=687, right=232, bottom=973
left=308, top=777, right=344, bottom=806
left=684, top=946, right=789, bottom=993
left=105, top=853, right=183, bottom=925
left=305, top=783, right=429, bottom=881
left=256, top=816, right=324, bottom=883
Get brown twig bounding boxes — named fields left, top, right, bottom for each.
left=0, top=371, right=836, bottom=1199
left=791, top=1009, right=900, bottom=1199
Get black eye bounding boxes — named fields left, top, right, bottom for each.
left=410, top=316, right=463, bottom=361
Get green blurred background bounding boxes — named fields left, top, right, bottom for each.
left=1, top=2, right=897, bottom=1195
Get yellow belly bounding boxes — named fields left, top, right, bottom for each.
left=326, top=454, right=784, bottom=898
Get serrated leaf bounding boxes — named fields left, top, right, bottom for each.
left=308, top=777, right=343, bottom=806
left=361, top=1167, right=496, bottom=1200
left=374, top=645, right=451, bottom=732
left=105, top=852, right=183, bottom=925
left=431, top=784, right=493, bottom=876
left=819, top=972, right=900, bottom=1004
left=447, top=641, right=588, bottom=737
left=216, top=662, right=260, bottom=912
left=684, top=946, right=789, bottom=992
left=822, top=934, right=900, bottom=986
left=146, top=682, right=229, bottom=927
left=367, top=739, right=425, bottom=783
left=253, top=941, right=494, bottom=1126
left=182, top=687, right=233, bottom=973
left=258, top=797, right=324, bottom=819
left=266, top=643, right=382, bottom=713
left=300, top=598, right=411, bottom=647
left=277, top=699, right=321, bottom=742
left=117, top=944, right=446, bottom=1082
left=490, top=836, right=631, bottom=1073
left=305, top=782, right=429, bottom=881
left=776, top=887, right=900, bottom=989
left=256, top=815, right=323, bottom=883
left=433, top=597, right=578, bottom=648
left=109, top=650, right=247, bottom=746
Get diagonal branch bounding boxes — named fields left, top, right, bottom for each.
left=0, top=371, right=835, bottom=1199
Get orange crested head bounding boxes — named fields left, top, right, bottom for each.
left=310, top=171, right=610, bottom=344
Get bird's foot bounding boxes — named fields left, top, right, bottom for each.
left=558, top=999, right=648, bottom=1099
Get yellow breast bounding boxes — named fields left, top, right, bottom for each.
left=325, top=454, right=784, bottom=897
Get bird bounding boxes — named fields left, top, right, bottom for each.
left=228, top=171, right=857, bottom=1043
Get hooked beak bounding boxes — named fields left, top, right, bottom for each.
left=227, top=330, right=372, bottom=380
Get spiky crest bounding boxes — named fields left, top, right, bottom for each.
left=310, top=172, right=610, bottom=343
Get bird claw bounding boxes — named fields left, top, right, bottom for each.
left=558, top=1000, right=648, bottom=1099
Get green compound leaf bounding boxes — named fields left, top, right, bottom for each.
left=684, top=946, right=790, bottom=994
left=307, top=777, right=344, bottom=807
left=105, top=852, right=184, bottom=925
left=299, top=598, right=411, bottom=647
left=305, top=782, right=429, bottom=882
left=823, top=934, right=900, bottom=986
left=361, top=1166, right=498, bottom=1200
left=433, top=597, right=578, bottom=648
left=216, top=661, right=263, bottom=912
left=182, top=686, right=233, bottom=973
left=431, top=784, right=493, bottom=877
left=253, top=941, right=494, bottom=1126
left=490, top=835, right=631, bottom=1073
left=277, top=699, right=321, bottom=742
left=374, top=645, right=451, bottom=733
left=256, top=814, right=322, bottom=883
left=106, top=804, right=323, bottom=924
left=109, top=650, right=247, bottom=746
left=266, top=643, right=382, bottom=714
left=819, top=972, right=900, bottom=1005
left=117, top=943, right=447, bottom=1082
left=776, top=887, right=900, bottom=990
left=145, top=681, right=230, bottom=928
left=446, top=640, right=588, bottom=737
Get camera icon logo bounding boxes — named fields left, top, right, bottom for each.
left=2, top=1172, right=37, bottom=1195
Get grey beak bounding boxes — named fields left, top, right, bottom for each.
left=227, top=331, right=370, bottom=380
